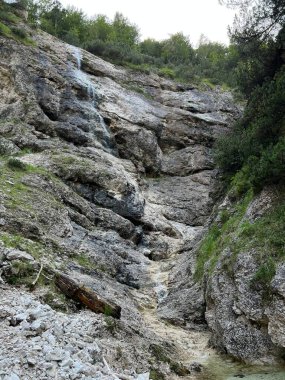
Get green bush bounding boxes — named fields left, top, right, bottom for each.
left=158, top=67, right=175, bottom=79
left=0, top=10, right=20, bottom=24
left=252, top=258, right=276, bottom=286
left=215, top=66, right=285, bottom=192
left=0, top=21, right=12, bottom=37
left=11, top=26, right=28, bottom=39
left=7, top=158, right=28, bottom=171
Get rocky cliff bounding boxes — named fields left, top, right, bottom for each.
left=3, top=18, right=282, bottom=380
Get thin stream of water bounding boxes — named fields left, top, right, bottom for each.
left=70, top=46, right=111, bottom=143
left=143, top=255, right=285, bottom=380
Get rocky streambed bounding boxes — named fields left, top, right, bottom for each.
left=0, top=22, right=285, bottom=380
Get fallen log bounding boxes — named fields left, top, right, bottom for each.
left=55, top=273, right=121, bottom=319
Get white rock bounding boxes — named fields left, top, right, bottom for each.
left=6, top=250, right=34, bottom=262
left=14, top=313, right=28, bottom=322
left=45, top=348, right=66, bottom=361
left=73, top=361, right=85, bottom=373
left=60, top=358, right=74, bottom=368
left=26, top=356, right=37, bottom=366
left=4, top=374, right=20, bottom=380
left=30, top=320, right=46, bottom=333
left=136, top=374, right=149, bottom=380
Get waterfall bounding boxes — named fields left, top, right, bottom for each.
left=73, top=47, right=82, bottom=70
left=70, top=46, right=111, bottom=144
left=71, top=47, right=96, bottom=100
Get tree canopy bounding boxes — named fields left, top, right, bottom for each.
left=215, top=0, right=285, bottom=191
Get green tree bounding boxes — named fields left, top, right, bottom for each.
left=161, top=32, right=194, bottom=64
left=109, top=12, right=139, bottom=47
left=139, top=38, right=163, bottom=58
left=220, top=0, right=285, bottom=42
left=86, top=15, right=112, bottom=42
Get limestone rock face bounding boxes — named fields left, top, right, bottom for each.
left=203, top=189, right=285, bottom=365
left=0, top=26, right=241, bottom=378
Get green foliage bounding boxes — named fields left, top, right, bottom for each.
left=251, top=257, right=277, bottom=301
left=72, top=252, right=101, bottom=271
left=9, top=0, right=240, bottom=87
left=7, top=157, right=28, bottom=171
left=158, top=67, right=175, bottom=79
left=104, top=316, right=117, bottom=334
left=41, top=287, right=70, bottom=312
left=0, top=21, right=12, bottom=37
left=195, top=191, right=253, bottom=280
left=215, top=66, right=285, bottom=191
left=161, top=32, right=194, bottom=64
left=0, top=2, right=35, bottom=44
left=110, top=12, right=139, bottom=47
left=10, top=25, right=27, bottom=39
left=195, top=39, right=239, bottom=87
left=195, top=224, right=221, bottom=280
left=7, top=261, right=35, bottom=285
left=104, top=304, right=114, bottom=317
left=0, top=232, right=43, bottom=259
left=149, top=344, right=189, bottom=376
left=252, top=258, right=276, bottom=286
left=195, top=188, right=285, bottom=283
left=140, top=38, right=162, bottom=58
left=149, top=370, right=165, bottom=380
left=229, top=166, right=253, bottom=198
left=0, top=9, right=20, bottom=24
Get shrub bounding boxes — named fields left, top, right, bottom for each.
left=0, top=21, right=12, bottom=37
left=215, top=66, right=285, bottom=193
left=149, top=369, right=165, bottom=380
left=11, top=26, right=27, bottom=39
left=0, top=10, right=20, bottom=24
left=7, top=158, right=28, bottom=171
left=252, top=258, right=276, bottom=286
left=158, top=67, right=175, bottom=79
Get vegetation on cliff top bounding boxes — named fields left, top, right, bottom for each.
left=0, top=0, right=240, bottom=88
left=0, top=1, right=34, bottom=44
left=215, top=0, right=285, bottom=191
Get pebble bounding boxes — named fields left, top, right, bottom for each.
left=0, top=286, right=149, bottom=380
left=4, top=374, right=20, bottom=380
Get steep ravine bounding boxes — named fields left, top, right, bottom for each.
left=0, top=22, right=285, bottom=380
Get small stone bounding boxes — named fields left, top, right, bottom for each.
left=32, top=345, right=42, bottom=351
left=43, top=362, right=53, bottom=370
left=45, top=349, right=66, bottom=362
left=43, top=332, right=56, bottom=345
left=189, top=362, right=203, bottom=373
left=4, top=374, right=20, bottom=380
left=30, top=320, right=46, bottom=333
left=27, top=356, right=37, bottom=366
left=73, top=361, right=85, bottom=373
left=20, top=320, right=31, bottom=330
left=136, top=373, right=150, bottom=380
left=61, top=358, right=74, bottom=368
left=15, top=313, right=29, bottom=322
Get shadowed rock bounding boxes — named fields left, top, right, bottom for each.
left=55, top=273, right=121, bottom=319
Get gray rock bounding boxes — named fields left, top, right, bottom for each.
left=6, top=250, right=34, bottom=262
left=4, top=375, right=20, bottom=380
left=136, top=373, right=149, bottom=380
